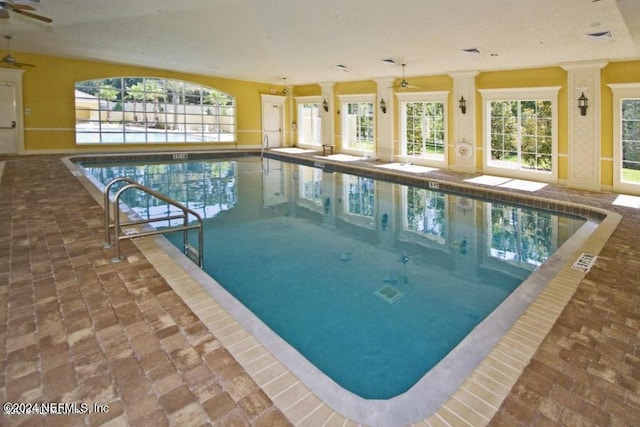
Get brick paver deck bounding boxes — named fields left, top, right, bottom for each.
left=1, top=154, right=639, bottom=426
left=0, top=156, right=291, bottom=426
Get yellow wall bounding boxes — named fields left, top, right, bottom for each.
left=391, top=75, right=453, bottom=160
left=1, top=51, right=274, bottom=152
left=292, top=84, right=321, bottom=97
left=5, top=49, right=640, bottom=192
left=475, top=67, right=569, bottom=177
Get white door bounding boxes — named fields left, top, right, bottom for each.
left=261, top=94, right=284, bottom=149
left=0, top=82, right=17, bottom=154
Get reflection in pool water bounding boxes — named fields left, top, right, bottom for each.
left=84, top=157, right=585, bottom=399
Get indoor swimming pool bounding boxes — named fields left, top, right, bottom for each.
left=75, top=152, right=602, bottom=424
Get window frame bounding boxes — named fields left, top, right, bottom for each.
left=74, top=77, right=236, bottom=145
left=295, top=96, right=322, bottom=148
left=401, top=185, right=448, bottom=245
left=296, top=164, right=324, bottom=213
left=484, top=202, right=559, bottom=270
left=609, top=83, right=640, bottom=195
left=338, top=94, right=376, bottom=156
left=479, top=86, right=560, bottom=182
left=341, top=174, right=376, bottom=229
left=396, top=91, right=449, bottom=167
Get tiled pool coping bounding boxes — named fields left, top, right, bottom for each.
left=63, top=151, right=620, bottom=426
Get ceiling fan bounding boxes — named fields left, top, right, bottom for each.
left=0, top=1, right=52, bottom=23
left=2, top=35, right=35, bottom=67
left=392, top=64, right=420, bottom=90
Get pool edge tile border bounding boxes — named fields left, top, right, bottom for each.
left=62, top=154, right=622, bottom=427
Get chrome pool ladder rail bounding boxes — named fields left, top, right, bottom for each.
left=103, top=177, right=204, bottom=268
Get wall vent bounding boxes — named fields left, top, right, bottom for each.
left=585, top=31, right=614, bottom=41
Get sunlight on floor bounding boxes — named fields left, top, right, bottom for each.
left=316, top=154, right=369, bottom=162
left=464, top=175, right=547, bottom=192
left=499, top=179, right=547, bottom=191
left=375, top=163, right=439, bottom=174
left=612, top=194, right=640, bottom=208
left=271, top=147, right=317, bottom=154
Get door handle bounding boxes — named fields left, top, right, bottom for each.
left=11, top=120, right=16, bottom=128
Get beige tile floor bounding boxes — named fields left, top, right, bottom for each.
left=2, top=153, right=640, bottom=426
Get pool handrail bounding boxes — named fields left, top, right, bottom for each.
left=103, top=177, right=204, bottom=268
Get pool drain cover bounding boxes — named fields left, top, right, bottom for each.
left=375, top=285, right=403, bottom=304
left=572, top=253, right=597, bottom=273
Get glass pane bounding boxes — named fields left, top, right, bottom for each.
left=404, top=101, right=445, bottom=159
left=75, top=77, right=235, bottom=144
left=622, top=99, right=640, bottom=183
left=298, top=103, right=321, bottom=145
left=343, top=101, right=374, bottom=151
left=488, top=99, right=552, bottom=173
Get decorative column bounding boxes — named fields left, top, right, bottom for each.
left=319, top=82, right=335, bottom=149
left=374, top=78, right=395, bottom=162
left=449, top=71, right=478, bottom=173
left=561, top=61, right=608, bottom=191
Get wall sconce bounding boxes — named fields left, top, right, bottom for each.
left=459, top=96, right=466, bottom=114
left=381, top=213, right=388, bottom=230
left=380, top=99, right=387, bottom=114
left=578, top=92, right=588, bottom=116
left=323, top=99, right=329, bottom=112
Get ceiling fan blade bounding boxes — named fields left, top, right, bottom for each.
left=15, top=61, right=35, bottom=67
left=12, top=8, right=52, bottom=22
left=9, top=4, right=36, bottom=11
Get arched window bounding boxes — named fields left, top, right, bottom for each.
left=75, top=77, right=235, bottom=144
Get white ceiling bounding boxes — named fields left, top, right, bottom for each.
left=1, top=0, right=639, bottom=85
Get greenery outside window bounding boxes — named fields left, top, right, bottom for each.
left=397, top=91, right=448, bottom=166
left=403, top=186, right=446, bottom=244
left=298, top=165, right=324, bottom=210
left=339, top=94, right=375, bottom=154
left=344, top=175, right=375, bottom=219
left=487, top=202, right=557, bottom=268
left=296, top=97, right=322, bottom=147
left=75, top=77, right=235, bottom=144
left=83, top=160, right=237, bottom=223
left=609, top=83, right=640, bottom=194
left=480, top=87, right=559, bottom=182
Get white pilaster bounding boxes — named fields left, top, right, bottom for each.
left=374, top=78, right=395, bottom=162
left=561, top=61, right=608, bottom=191
left=319, top=82, right=336, bottom=148
left=449, top=71, right=478, bottom=173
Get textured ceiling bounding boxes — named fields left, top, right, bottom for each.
left=1, top=0, right=639, bottom=85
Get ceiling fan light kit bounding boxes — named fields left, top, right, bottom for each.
left=390, top=63, right=420, bottom=90
left=0, top=1, right=51, bottom=67
left=2, top=35, right=36, bottom=67
left=0, top=1, right=52, bottom=23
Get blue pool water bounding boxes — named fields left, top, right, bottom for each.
left=83, top=156, right=586, bottom=399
